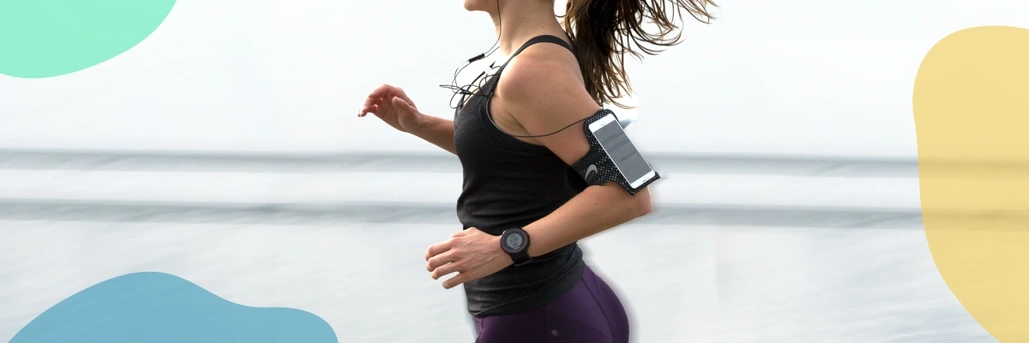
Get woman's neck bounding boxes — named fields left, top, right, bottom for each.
left=490, top=1, right=566, bottom=58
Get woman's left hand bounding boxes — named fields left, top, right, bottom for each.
left=425, top=228, right=513, bottom=289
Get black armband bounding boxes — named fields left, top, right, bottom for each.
left=570, top=109, right=660, bottom=195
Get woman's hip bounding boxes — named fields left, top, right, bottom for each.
left=472, top=265, right=630, bottom=343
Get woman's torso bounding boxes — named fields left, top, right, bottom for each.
left=452, top=34, right=589, bottom=317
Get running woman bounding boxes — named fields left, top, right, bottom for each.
left=358, top=1, right=716, bottom=342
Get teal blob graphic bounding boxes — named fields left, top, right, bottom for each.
left=0, top=0, right=176, bottom=78
left=10, top=272, right=338, bottom=343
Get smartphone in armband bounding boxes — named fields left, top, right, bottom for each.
left=575, top=109, right=660, bottom=194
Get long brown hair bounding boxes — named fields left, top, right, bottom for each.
left=561, top=0, right=717, bottom=108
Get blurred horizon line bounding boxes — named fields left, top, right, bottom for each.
left=3, top=147, right=1029, bottom=177
left=4, top=148, right=1027, bottom=229
left=0, top=147, right=924, bottom=178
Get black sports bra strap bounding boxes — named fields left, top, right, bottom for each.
left=517, top=35, right=574, bottom=54
left=506, top=35, right=575, bottom=65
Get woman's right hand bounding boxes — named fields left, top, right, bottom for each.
left=358, top=84, right=424, bottom=134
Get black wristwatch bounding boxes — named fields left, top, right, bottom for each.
left=500, top=227, right=532, bottom=266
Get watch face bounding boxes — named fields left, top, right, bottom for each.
left=504, top=233, right=524, bottom=251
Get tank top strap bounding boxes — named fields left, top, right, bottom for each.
left=515, top=34, right=574, bottom=56
left=475, top=34, right=575, bottom=101
left=502, top=34, right=575, bottom=68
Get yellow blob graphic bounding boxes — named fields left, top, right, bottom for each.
left=914, top=26, right=1029, bottom=342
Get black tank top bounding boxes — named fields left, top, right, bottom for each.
left=453, top=35, right=588, bottom=317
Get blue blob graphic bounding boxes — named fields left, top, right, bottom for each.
left=10, top=272, right=338, bottom=343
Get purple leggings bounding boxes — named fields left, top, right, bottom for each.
left=472, top=266, right=630, bottom=343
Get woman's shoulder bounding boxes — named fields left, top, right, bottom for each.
left=500, top=40, right=580, bottom=87
left=496, top=41, right=595, bottom=114
left=493, top=40, right=602, bottom=165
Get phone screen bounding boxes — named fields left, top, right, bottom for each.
left=593, top=119, right=654, bottom=184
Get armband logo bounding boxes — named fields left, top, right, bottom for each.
left=585, top=164, right=598, bottom=181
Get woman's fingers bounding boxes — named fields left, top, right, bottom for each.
left=367, top=84, right=394, bottom=100
left=431, top=261, right=461, bottom=280
left=442, top=272, right=473, bottom=290
left=358, top=104, right=380, bottom=117
left=359, top=84, right=396, bottom=115
left=425, top=239, right=452, bottom=262
left=392, top=96, right=416, bottom=118
left=426, top=247, right=458, bottom=273
left=358, top=101, right=381, bottom=116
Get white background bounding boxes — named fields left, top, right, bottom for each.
left=2, top=0, right=1027, bottom=157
